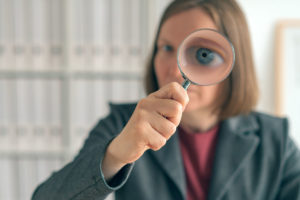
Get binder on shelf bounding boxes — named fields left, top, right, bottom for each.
left=83, top=0, right=94, bottom=71
left=0, top=79, right=5, bottom=123
left=31, top=0, right=50, bottom=71
left=49, top=0, right=64, bottom=71
left=18, top=158, right=38, bottom=200
left=0, top=43, right=13, bottom=71
left=71, top=79, right=111, bottom=152
left=6, top=79, right=18, bottom=151
left=111, top=79, right=140, bottom=103
left=111, top=0, right=128, bottom=72
left=94, top=79, right=110, bottom=121
left=16, top=79, right=30, bottom=125
left=92, top=0, right=110, bottom=71
left=13, top=0, right=30, bottom=70
left=16, top=80, right=34, bottom=151
left=84, top=43, right=94, bottom=71
left=0, top=44, right=3, bottom=69
left=129, top=0, right=142, bottom=71
left=71, top=0, right=94, bottom=71
left=0, top=79, right=15, bottom=152
left=0, top=158, right=15, bottom=200
left=70, top=80, right=93, bottom=152
left=32, top=79, right=49, bottom=151
left=0, top=0, right=9, bottom=70
left=0, top=124, right=15, bottom=152
left=69, top=0, right=85, bottom=71
left=46, top=80, right=63, bottom=151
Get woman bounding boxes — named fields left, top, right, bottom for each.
left=32, top=0, right=300, bottom=199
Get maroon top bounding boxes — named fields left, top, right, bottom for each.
left=179, top=125, right=219, bottom=200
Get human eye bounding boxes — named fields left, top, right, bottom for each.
left=195, top=48, right=223, bottom=66
left=162, top=45, right=173, bottom=52
left=157, top=43, right=174, bottom=53
left=186, top=47, right=224, bottom=67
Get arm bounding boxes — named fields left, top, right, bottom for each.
left=32, top=82, right=189, bottom=200
left=32, top=108, right=133, bottom=200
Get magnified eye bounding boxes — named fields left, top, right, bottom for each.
left=195, top=48, right=223, bottom=66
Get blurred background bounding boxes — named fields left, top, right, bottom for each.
left=0, top=0, right=299, bottom=199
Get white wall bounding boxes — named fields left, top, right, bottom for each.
left=237, top=0, right=300, bottom=145
left=237, top=0, right=300, bottom=113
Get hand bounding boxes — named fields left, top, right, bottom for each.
left=102, top=82, right=189, bottom=180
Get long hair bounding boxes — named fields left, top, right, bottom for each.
left=144, top=0, right=259, bottom=119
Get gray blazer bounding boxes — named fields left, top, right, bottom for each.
left=32, top=103, right=300, bottom=200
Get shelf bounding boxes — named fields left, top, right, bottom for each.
left=0, top=150, right=66, bottom=159
left=0, top=70, right=143, bottom=80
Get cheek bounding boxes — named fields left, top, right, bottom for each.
left=188, top=85, right=221, bottom=107
left=203, top=85, right=220, bottom=101
left=154, top=55, right=168, bottom=86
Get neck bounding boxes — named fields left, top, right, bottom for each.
left=180, top=110, right=219, bottom=133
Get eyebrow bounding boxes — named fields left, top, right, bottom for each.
left=156, top=38, right=172, bottom=44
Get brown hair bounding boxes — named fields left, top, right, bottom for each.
left=144, top=0, right=259, bottom=120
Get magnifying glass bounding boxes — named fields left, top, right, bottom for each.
left=177, top=28, right=235, bottom=89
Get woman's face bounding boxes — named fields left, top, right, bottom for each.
left=154, top=8, right=223, bottom=114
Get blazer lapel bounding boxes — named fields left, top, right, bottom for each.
left=208, top=114, right=259, bottom=200
left=148, top=131, right=186, bottom=199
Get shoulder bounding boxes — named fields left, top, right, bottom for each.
left=107, top=102, right=137, bottom=122
left=251, top=111, right=288, bottom=125
left=108, top=102, right=137, bottom=115
left=223, top=111, right=288, bottom=136
left=224, top=111, right=290, bottom=152
left=243, top=111, right=291, bottom=157
left=249, top=111, right=288, bottom=137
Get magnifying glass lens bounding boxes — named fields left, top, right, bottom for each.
left=177, top=29, right=235, bottom=87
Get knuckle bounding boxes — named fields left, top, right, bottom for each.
left=169, top=124, right=177, bottom=134
left=184, top=94, right=189, bottom=105
left=175, top=114, right=182, bottom=125
left=173, top=102, right=183, bottom=114
left=169, top=82, right=179, bottom=92
left=136, top=108, right=146, bottom=119
left=164, top=124, right=176, bottom=139
left=151, top=137, right=166, bottom=151
left=137, top=98, right=148, bottom=108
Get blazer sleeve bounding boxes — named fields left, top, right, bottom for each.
left=276, top=135, right=300, bottom=199
left=31, top=104, right=135, bottom=200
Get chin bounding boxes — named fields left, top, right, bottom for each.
left=184, top=97, right=213, bottom=113
left=184, top=102, right=202, bottom=112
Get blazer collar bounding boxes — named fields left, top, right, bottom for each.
left=149, top=113, right=259, bottom=200
left=148, top=131, right=186, bottom=199
left=207, top=113, right=260, bottom=200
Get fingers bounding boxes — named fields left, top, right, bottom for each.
left=144, top=122, right=168, bottom=151
left=138, top=98, right=183, bottom=125
left=123, top=82, right=189, bottom=153
left=149, top=112, right=177, bottom=140
left=150, top=82, right=189, bottom=110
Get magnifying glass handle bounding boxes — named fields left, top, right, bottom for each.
left=182, top=79, right=191, bottom=90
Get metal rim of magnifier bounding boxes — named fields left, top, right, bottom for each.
left=177, top=28, right=236, bottom=86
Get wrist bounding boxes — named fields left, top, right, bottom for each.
left=106, top=139, right=128, bottom=168
left=101, top=138, right=127, bottom=181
